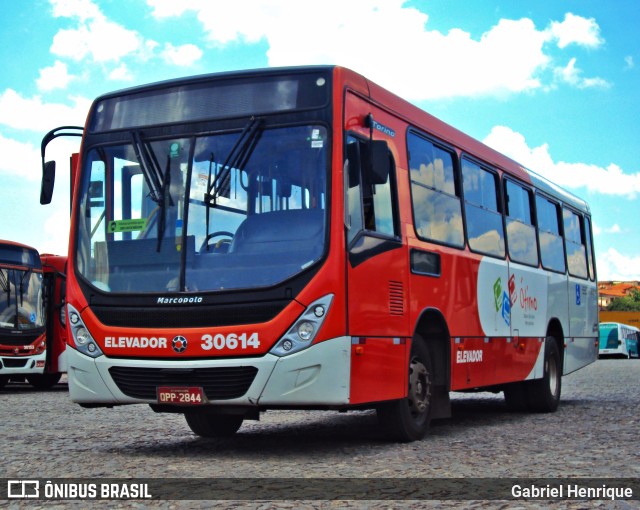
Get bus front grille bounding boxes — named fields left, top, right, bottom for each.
left=1, top=358, right=29, bottom=368
left=108, top=366, right=259, bottom=400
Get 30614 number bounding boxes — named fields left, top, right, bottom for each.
left=200, top=332, right=260, bottom=351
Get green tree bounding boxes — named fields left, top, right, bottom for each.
left=606, top=288, right=640, bottom=311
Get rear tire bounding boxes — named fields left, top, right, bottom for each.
left=185, top=412, right=244, bottom=438
left=526, top=337, right=562, bottom=412
left=377, top=338, right=432, bottom=442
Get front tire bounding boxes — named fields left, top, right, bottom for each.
left=377, top=338, right=432, bottom=442
left=185, top=411, right=244, bottom=438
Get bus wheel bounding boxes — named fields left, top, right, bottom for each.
left=184, top=411, right=244, bottom=438
left=0, top=376, right=8, bottom=390
left=526, top=337, right=562, bottom=412
left=27, top=373, right=62, bottom=390
left=377, top=339, right=432, bottom=442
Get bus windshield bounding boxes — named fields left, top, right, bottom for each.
left=0, top=248, right=45, bottom=333
left=76, top=124, right=328, bottom=294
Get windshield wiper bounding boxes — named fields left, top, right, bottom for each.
left=130, top=131, right=175, bottom=252
left=156, top=154, right=173, bottom=252
left=131, top=131, right=164, bottom=203
left=19, top=269, right=31, bottom=307
left=206, top=116, right=263, bottom=202
left=0, top=270, right=9, bottom=305
left=204, top=117, right=263, bottom=251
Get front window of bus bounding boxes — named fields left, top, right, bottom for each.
left=0, top=266, right=45, bottom=333
left=76, top=125, right=328, bottom=294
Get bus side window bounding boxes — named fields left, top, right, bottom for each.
left=505, top=179, right=538, bottom=266
left=585, top=216, right=596, bottom=281
left=563, top=207, right=588, bottom=279
left=536, top=195, right=566, bottom=273
left=461, top=158, right=504, bottom=256
left=408, top=132, right=463, bottom=248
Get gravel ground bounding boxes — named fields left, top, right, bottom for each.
left=1, top=359, right=639, bottom=509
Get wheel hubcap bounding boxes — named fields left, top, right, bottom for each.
left=548, top=357, right=558, bottom=397
left=408, top=357, right=430, bottom=416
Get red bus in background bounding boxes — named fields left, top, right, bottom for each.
left=0, top=240, right=47, bottom=388
left=40, top=66, right=598, bottom=441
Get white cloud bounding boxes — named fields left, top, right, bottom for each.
left=162, top=43, right=203, bottom=67
left=108, top=63, right=133, bottom=81
left=147, top=0, right=201, bottom=18
left=594, top=223, right=623, bottom=235
left=50, top=0, right=101, bottom=22
left=598, top=248, right=640, bottom=281
left=51, top=16, right=144, bottom=63
left=554, top=58, right=610, bottom=89
left=48, top=0, right=201, bottom=81
left=37, top=61, right=75, bottom=91
left=0, top=132, right=79, bottom=184
left=0, top=135, right=40, bottom=181
left=0, top=89, right=91, bottom=132
left=483, top=126, right=640, bottom=198
left=147, top=1, right=606, bottom=100
left=548, top=13, right=604, bottom=49
left=624, top=55, right=634, bottom=70
left=40, top=208, right=72, bottom=254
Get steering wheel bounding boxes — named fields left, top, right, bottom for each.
left=199, top=231, right=234, bottom=253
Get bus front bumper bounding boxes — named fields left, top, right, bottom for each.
left=67, top=336, right=352, bottom=407
left=0, top=352, right=46, bottom=376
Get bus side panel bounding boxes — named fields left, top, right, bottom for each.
left=344, top=94, right=410, bottom=339
left=349, top=338, right=407, bottom=404
left=347, top=247, right=409, bottom=337
left=566, top=277, right=599, bottom=373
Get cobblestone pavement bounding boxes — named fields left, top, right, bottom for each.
left=1, top=359, right=639, bottom=509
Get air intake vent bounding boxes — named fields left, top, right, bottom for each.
left=389, top=281, right=404, bottom=316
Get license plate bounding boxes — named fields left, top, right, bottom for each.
left=157, top=386, right=205, bottom=405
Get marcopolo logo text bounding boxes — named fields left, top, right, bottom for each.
left=157, top=296, right=203, bottom=305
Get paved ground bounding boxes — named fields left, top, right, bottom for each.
left=1, top=359, right=638, bottom=509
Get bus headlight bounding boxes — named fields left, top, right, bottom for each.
left=297, top=321, right=314, bottom=341
left=67, top=304, right=103, bottom=359
left=270, top=294, right=333, bottom=357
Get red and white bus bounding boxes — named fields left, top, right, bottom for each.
left=0, top=240, right=47, bottom=388
left=40, top=66, right=598, bottom=441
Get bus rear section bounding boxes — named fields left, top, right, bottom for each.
left=0, top=241, right=47, bottom=389
left=599, top=322, right=640, bottom=359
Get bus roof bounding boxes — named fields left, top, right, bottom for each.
left=0, top=239, right=41, bottom=268
left=88, top=65, right=590, bottom=215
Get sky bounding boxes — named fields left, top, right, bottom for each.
left=1, top=0, right=639, bottom=280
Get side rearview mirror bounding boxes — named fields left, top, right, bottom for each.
left=369, top=140, right=391, bottom=185
left=40, top=160, right=56, bottom=205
